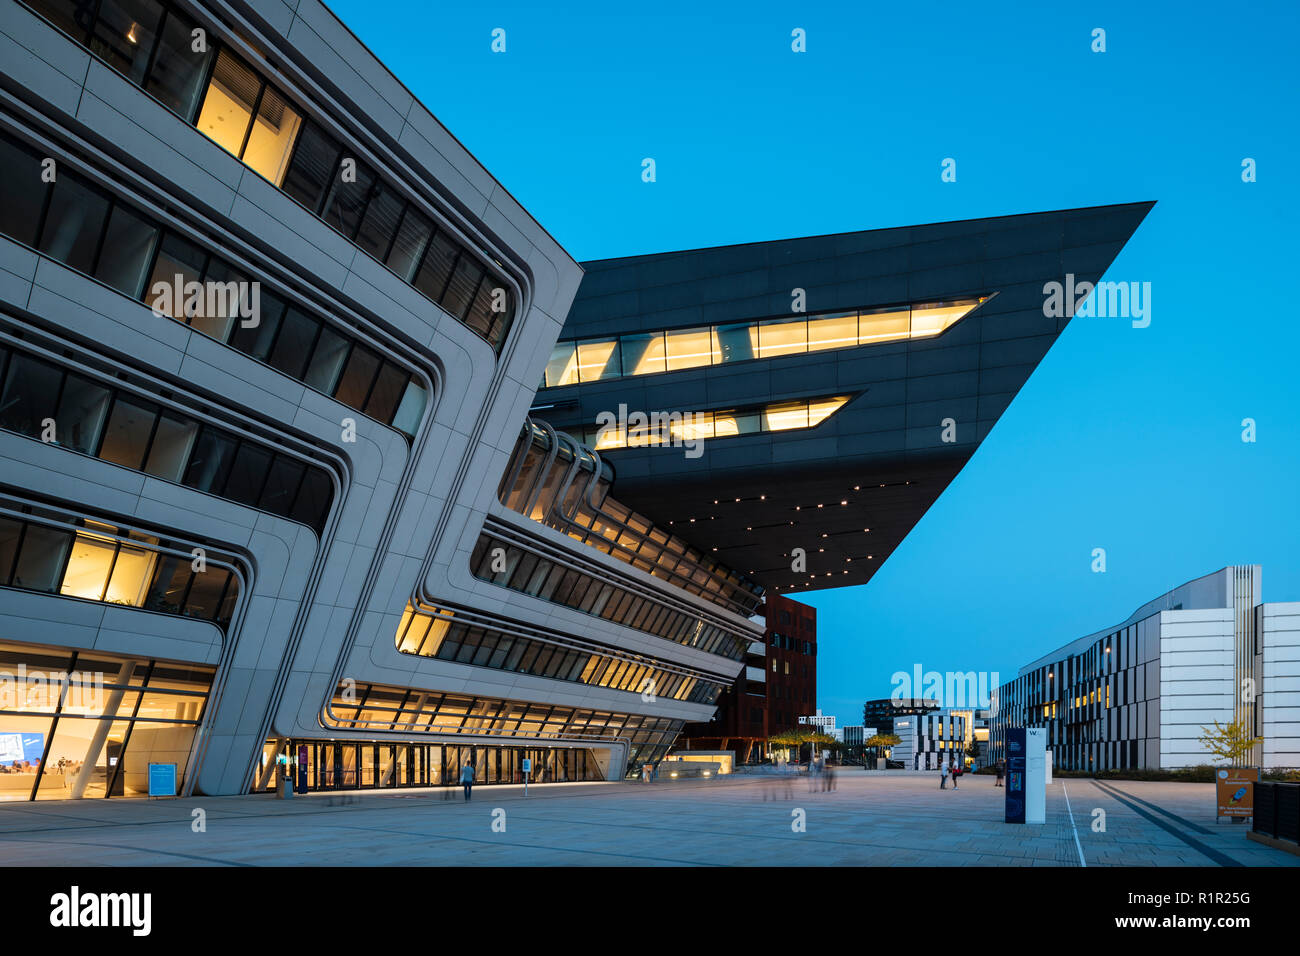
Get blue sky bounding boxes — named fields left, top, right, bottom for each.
left=329, top=0, right=1300, bottom=727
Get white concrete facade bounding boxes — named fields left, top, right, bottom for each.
left=0, top=0, right=757, bottom=798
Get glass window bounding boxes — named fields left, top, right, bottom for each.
left=0, top=353, right=62, bottom=438
left=60, top=532, right=117, bottom=601
left=38, top=174, right=110, bottom=274
left=143, top=554, right=190, bottom=614
left=441, top=255, right=482, bottom=320
left=575, top=339, right=621, bottom=382
left=143, top=412, right=198, bottom=482
left=281, top=121, right=340, bottom=213
left=54, top=373, right=112, bottom=454
left=302, top=326, right=350, bottom=394
left=288, top=467, right=331, bottom=528
left=0, top=517, right=20, bottom=584
left=183, top=567, right=230, bottom=620
left=144, top=7, right=213, bottom=121
left=97, top=396, right=158, bottom=470
left=758, top=317, right=807, bottom=358
left=0, top=135, right=48, bottom=246
left=620, top=332, right=667, bottom=377
left=195, top=49, right=260, bottom=159
left=464, top=278, right=499, bottom=339
left=220, top=441, right=272, bottom=506
left=807, top=312, right=859, bottom=352
left=182, top=426, right=237, bottom=493
left=88, top=0, right=163, bottom=84
left=94, top=203, right=159, bottom=298
left=664, top=326, right=716, bottom=371
left=266, top=307, right=320, bottom=380
left=24, top=0, right=89, bottom=41
left=320, top=157, right=377, bottom=239
left=241, top=86, right=301, bottom=187
left=11, top=524, right=73, bottom=593
left=715, top=323, right=758, bottom=364
left=808, top=396, right=849, bottom=426
left=413, top=230, right=458, bottom=302
left=859, top=307, right=909, bottom=344
left=363, top=362, right=408, bottom=423
left=333, top=345, right=380, bottom=410
left=764, top=400, right=809, bottom=432
left=146, top=232, right=207, bottom=321
left=385, top=206, right=431, bottom=282
left=911, top=302, right=972, bottom=337
left=228, top=289, right=286, bottom=360
left=390, top=381, right=426, bottom=435
left=191, top=257, right=248, bottom=342
left=353, top=181, right=405, bottom=262
left=103, top=541, right=156, bottom=607
left=258, top=455, right=305, bottom=514
left=544, top=343, right=578, bottom=388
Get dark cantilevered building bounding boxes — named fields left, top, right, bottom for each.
left=533, top=203, right=1154, bottom=596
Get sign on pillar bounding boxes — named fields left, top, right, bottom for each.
left=1025, top=728, right=1046, bottom=824
left=1004, top=728, right=1047, bottom=825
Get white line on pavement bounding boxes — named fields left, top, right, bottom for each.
left=1061, top=781, right=1087, bottom=867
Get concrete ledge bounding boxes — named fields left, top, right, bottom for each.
left=1247, top=830, right=1300, bottom=857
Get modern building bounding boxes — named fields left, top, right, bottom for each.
left=798, top=708, right=836, bottom=734
left=863, top=697, right=940, bottom=728
left=891, top=710, right=969, bottom=771
left=534, top=200, right=1152, bottom=596
left=678, top=591, right=816, bottom=763
left=0, top=0, right=1153, bottom=800
left=0, top=0, right=759, bottom=799
left=989, top=567, right=1300, bottom=771
left=840, top=725, right=876, bottom=764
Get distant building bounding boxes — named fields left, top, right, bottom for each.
left=678, top=593, right=817, bottom=763
left=891, top=711, right=969, bottom=771
left=990, top=567, right=1300, bottom=771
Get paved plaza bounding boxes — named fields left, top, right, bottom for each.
left=0, top=770, right=1294, bottom=866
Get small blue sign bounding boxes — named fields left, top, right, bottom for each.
left=148, top=762, right=177, bottom=798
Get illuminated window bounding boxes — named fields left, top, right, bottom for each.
left=544, top=343, right=579, bottom=387
left=859, top=308, right=910, bottom=343
left=575, top=339, right=621, bottom=382
left=541, top=298, right=987, bottom=389
left=621, top=332, right=668, bottom=376
left=758, top=317, right=807, bottom=358
left=807, top=312, right=858, bottom=352
left=664, top=326, right=717, bottom=371
left=60, top=532, right=118, bottom=602
left=910, top=302, right=971, bottom=338
left=764, top=401, right=809, bottom=431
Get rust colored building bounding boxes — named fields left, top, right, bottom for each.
left=678, top=594, right=817, bottom=764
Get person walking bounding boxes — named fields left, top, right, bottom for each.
left=939, top=760, right=948, bottom=789
left=459, top=758, right=475, bottom=801
left=995, top=760, right=1005, bottom=787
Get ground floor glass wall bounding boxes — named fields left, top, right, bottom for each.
left=0, top=641, right=214, bottom=800
left=259, top=740, right=605, bottom=792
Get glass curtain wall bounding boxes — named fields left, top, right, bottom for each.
left=20, top=0, right=516, bottom=350
left=0, top=131, right=427, bottom=438
left=0, top=641, right=214, bottom=800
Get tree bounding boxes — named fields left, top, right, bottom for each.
left=865, top=733, right=900, bottom=750
left=965, top=739, right=980, bottom=760
left=1198, top=719, right=1258, bottom=766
